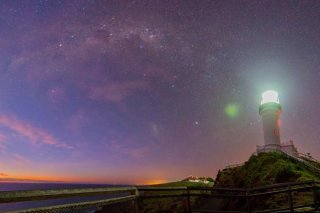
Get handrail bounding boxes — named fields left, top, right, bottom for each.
left=225, top=163, right=245, bottom=169
left=0, top=186, right=138, bottom=213
left=189, top=187, right=246, bottom=192
left=298, top=152, right=320, bottom=165
left=6, top=195, right=138, bottom=213
left=283, top=151, right=320, bottom=176
left=0, top=181, right=319, bottom=212
left=0, top=186, right=137, bottom=203
left=137, top=186, right=187, bottom=191
left=247, top=180, right=318, bottom=192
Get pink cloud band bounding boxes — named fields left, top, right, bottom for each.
left=0, top=115, right=72, bottom=149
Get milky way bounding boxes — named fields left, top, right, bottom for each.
left=0, top=0, right=319, bottom=184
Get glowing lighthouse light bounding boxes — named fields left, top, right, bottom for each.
left=261, top=90, right=279, bottom=104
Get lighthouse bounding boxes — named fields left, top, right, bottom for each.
left=259, top=90, right=282, bottom=151
left=257, top=90, right=298, bottom=156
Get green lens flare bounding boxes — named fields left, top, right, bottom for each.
left=225, top=104, right=239, bottom=118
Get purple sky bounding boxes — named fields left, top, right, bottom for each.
left=0, top=0, right=320, bottom=184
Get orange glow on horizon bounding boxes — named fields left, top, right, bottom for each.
left=0, top=175, right=62, bottom=183
left=0, top=173, right=170, bottom=185
left=143, top=179, right=168, bottom=185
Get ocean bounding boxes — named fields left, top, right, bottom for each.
left=0, top=182, right=129, bottom=212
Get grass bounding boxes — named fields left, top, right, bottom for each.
left=215, top=152, right=320, bottom=188
left=149, top=180, right=214, bottom=187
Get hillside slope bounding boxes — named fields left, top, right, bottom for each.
left=215, top=152, right=320, bottom=188
left=191, top=152, right=320, bottom=211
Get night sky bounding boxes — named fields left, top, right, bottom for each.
left=0, top=0, right=320, bottom=184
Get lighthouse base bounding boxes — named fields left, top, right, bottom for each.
left=257, top=140, right=298, bottom=157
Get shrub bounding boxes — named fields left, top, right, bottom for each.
left=273, top=161, right=296, bottom=183
left=207, top=177, right=214, bottom=182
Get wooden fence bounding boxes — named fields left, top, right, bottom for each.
left=0, top=181, right=319, bottom=212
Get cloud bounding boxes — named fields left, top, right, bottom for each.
left=13, top=153, right=31, bottom=166
left=66, top=109, right=89, bottom=133
left=0, top=132, right=7, bottom=151
left=1, top=5, right=181, bottom=108
left=126, top=147, right=149, bottom=159
left=0, top=177, right=59, bottom=183
left=0, top=174, right=47, bottom=183
left=81, top=80, right=149, bottom=103
left=106, top=140, right=149, bottom=160
left=0, top=132, right=7, bottom=142
left=47, top=86, right=66, bottom=104
left=0, top=172, right=8, bottom=177
left=0, top=115, right=72, bottom=149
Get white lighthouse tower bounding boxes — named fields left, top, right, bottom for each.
left=259, top=90, right=282, bottom=151
left=257, top=90, right=298, bottom=156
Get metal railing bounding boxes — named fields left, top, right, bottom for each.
left=0, top=187, right=138, bottom=213
left=298, top=152, right=320, bottom=166
left=138, top=181, right=320, bottom=212
left=0, top=181, right=319, bottom=212
left=283, top=151, right=320, bottom=177
left=225, top=163, right=245, bottom=170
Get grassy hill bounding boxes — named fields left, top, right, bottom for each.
left=215, top=152, right=320, bottom=188
left=190, top=152, right=320, bottom=211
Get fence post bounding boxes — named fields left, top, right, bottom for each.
left=133, top=188, right=140, bottom=213
left=186, top=187, right=191, bottom=213
left=246, top=189, right=251, bottom=213
left=287, top=186, right=294, bottom=212
left=313, top=181, right=318, bottom=210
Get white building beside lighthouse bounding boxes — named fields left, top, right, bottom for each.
left=257, top=90, right=298, bottom=156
